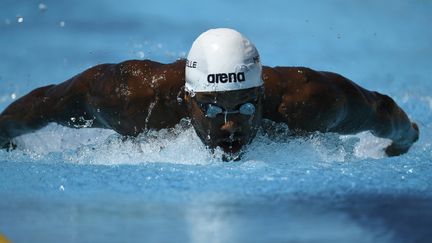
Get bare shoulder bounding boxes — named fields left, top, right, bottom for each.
left=113, top=59, right=185, bottom=89
left=85, top=59, right=185, bottom=96
left=83, top=59, right=187, bottom=134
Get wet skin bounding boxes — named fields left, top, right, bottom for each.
left=185, top=87, right=263, bottom=158
left=0, top=60, right=419, bottom=157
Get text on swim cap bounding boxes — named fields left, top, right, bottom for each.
left=207, top=72, right=245, bottom=83
left=186, top=59, right=197, bottom=68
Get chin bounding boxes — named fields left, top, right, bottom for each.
left=218, top=139, right=243, bottom=153
left=217, top=139, right=246, bottom=161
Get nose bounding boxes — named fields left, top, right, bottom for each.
left=220, top=120, right=240, bottom=133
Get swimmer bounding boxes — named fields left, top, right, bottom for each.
left=0, top=28, right=419, bottom=160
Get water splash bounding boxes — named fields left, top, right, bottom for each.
left=144, top=101, right=157, bottom=130
left=6, top=121, right=394, bottom=166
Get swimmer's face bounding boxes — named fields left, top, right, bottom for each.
left=185, top=87, right=263, bottom=160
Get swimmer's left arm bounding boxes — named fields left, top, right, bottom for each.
left=325, top=71, right=419, bottom=156
left=262, top=67, right=419, bottom=156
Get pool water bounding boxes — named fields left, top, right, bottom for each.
left=1, top=1, right=431, bottom=242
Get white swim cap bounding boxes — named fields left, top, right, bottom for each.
left=185, top=28, right=263, bottom=93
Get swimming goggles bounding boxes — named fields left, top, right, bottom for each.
left=200, top=103, right=256, bottom=118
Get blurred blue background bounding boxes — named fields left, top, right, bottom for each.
left=1, top=1, right=432, bottom=242
left=1, top=0, right=431, bottom=102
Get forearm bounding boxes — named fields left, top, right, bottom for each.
left=333, top=77, right=419, bottom=155
left=0, top=85, right=55, bottom=144
left=366, top=92, right=419, bottom=155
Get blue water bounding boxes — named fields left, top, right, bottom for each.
left=1, top=1, right=432, bottom=242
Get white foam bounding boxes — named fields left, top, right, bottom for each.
left=10, top=121, right=392, bottom=166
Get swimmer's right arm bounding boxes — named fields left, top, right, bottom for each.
left=0, top=60, right=187, bottom=149
left=0, top=64, right=109, bottom=149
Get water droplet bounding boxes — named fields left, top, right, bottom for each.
left=17, top=16, right=24, bottom=23
left=38, top=3, right=47, bottom=11
left=59, top=185, right=65, bottom=191
left=136, top=51, right=145, bottom=59
left=179, top=51, right=186, bottom=57
left=10, top=93, right=16, bottom=99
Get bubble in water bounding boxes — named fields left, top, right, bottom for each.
left=11, top=93, right=16, bottom=99
left=17, top=16, right=24, bottom=23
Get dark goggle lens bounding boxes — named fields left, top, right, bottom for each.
left=239, top=103, right=255, bottom=116
left=206, top=104, right=223, bottom=118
